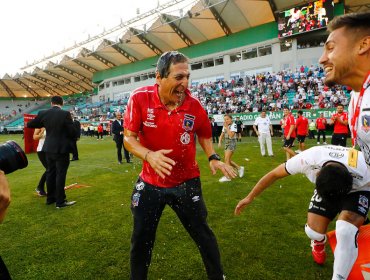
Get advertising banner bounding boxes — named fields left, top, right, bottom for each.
left=23, top=114, right=38, bottom=154
left=211, top=108, right=336, bottom=125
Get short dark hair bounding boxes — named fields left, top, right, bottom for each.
left=297, top=110, right=303, bottom=115
left=327, top=12, right=370, bottom=40
left=156, top=51, right=188, bottom=78
left=51, top=96, right=63, bottom=106
left=316, top=162, right=353, bottom=198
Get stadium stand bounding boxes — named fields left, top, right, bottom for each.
left=0, top=0, right=368, bottom=132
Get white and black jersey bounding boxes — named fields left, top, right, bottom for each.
left=285, top=145, right=370, bottom=193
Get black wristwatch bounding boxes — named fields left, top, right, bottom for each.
left=208, top=153, right=221, bottom=162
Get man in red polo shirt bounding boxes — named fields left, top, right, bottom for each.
left=124, top=51, right=236, bottom=280
left=315, top=113, right=327, bottom=144
left=282, top=107, right=296, bottom=160
left=329, top=104, right=349, bottom=147
left=295, top=110, right=308, bottom=153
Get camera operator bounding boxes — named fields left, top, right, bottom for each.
left=0, top=170, right=11, bottom=279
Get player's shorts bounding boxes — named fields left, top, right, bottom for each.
left=296, top=135, right=306, bottom=143
left=308, top=189, right=370, bottom=220
left=283, top=137, right=295, bottom=148
left=225, top=139, right=237, bottom=151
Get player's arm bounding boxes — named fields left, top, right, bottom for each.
left=32, top=128, right=44, bottom=140
left=124, top=129, right=175, bottom=179
left=0, top=171, right=10, bottom=223
left=198, top=136, right=237, bottom=179
left=253, top=124, right=259, bottom=136
left=234, top=164, right=289, bottom=215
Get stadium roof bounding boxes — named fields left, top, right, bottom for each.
left=0, top=0, right=368, bottom=98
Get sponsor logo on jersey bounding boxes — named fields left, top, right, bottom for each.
left=180, top=132, right=191, bottom=144
left=183, top=114, right=195, bottom=131
left=143, top=121, right=157, bottom=128
left=329, top=152, right=344, bottom=159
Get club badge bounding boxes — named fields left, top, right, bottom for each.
left=361, top=115, right=370, bottom=133
left=183, top=114, right=195, bottom=131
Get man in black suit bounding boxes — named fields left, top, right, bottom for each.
left=27, top=96, right=77, bottom=208
left=70, top=117, right=81, bottom=161
left=111, top=112, right=131, bottom=164
left=210, top=117, right=219, bottom=143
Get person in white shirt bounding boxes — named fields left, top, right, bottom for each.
left=319, top=12, right=370, bottom=166
left=218, top=114, right=244, bottom=182
left=33, top=128, right=47, bottom=196
left=235, top=145, right=370, bottom=280
left=253, top=110, right=274, bottom=157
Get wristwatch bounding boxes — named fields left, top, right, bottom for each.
left=208, top=153, right=221, bottom=162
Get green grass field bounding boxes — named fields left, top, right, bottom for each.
left=0, top=134, right=335, bottom=279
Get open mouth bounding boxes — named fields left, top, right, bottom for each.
left=324, top=66, right=333, bottom=76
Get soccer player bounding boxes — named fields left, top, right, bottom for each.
left=282, top=107, right=296, bottom=160
left=124, top=51, right=236, bottom=280
left=329, top=104, right=349, bottom=147
left=235, top=145, right=370, bottom=280
left=316, top=113, right=327, bottom=144
left=319, top=12, right=370, bottom=163
left=295, top=110, right=308, bottom=153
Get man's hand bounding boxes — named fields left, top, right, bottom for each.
left=146, top=149, right=176, bottom=179
left=209, top=160, right=237, bottom=179
left=0, top=171, right=10, bottom=223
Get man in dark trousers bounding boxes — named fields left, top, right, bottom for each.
left=111, top=112, right=130, bottom=164
left=124, top=51, right=237, bottom=280
left=27, top=96, right=77, bottom=209
left=210, top=117, right=219, bottom=144
left=70, top=117, right=81, bottom=161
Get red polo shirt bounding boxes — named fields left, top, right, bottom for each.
left=316, top=117, right=326, bottom=130
left=124, top=84, right=211, bottom=187
left=296, top=115, right=308, bottom=136
left=284, top=114, right=296, bottom=138
left=331, top=112, right=349, bottom=134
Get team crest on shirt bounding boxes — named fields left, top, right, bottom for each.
left=180, top=132, right=191, bottom=144
left=183, top=114, right=195, bottom=131
left=361, top=115, right=370, bottom=133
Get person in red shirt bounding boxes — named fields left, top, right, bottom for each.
left=295, top=110, right=309, bottom=153
left=329, top=104, right=349, bottom=147
left=282, top=107, right=296, bottom=160
left=316, top=113, right=327, bottom=144
left=97, top=123, right=104, bottom=140
left=124, top=51, right=236, bottom=280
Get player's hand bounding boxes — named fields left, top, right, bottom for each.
left=234, top=196, right=253, bottom=215
left=210, top=160, right=237, bottom=179
left=146, top=149, right=175, bottom=179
